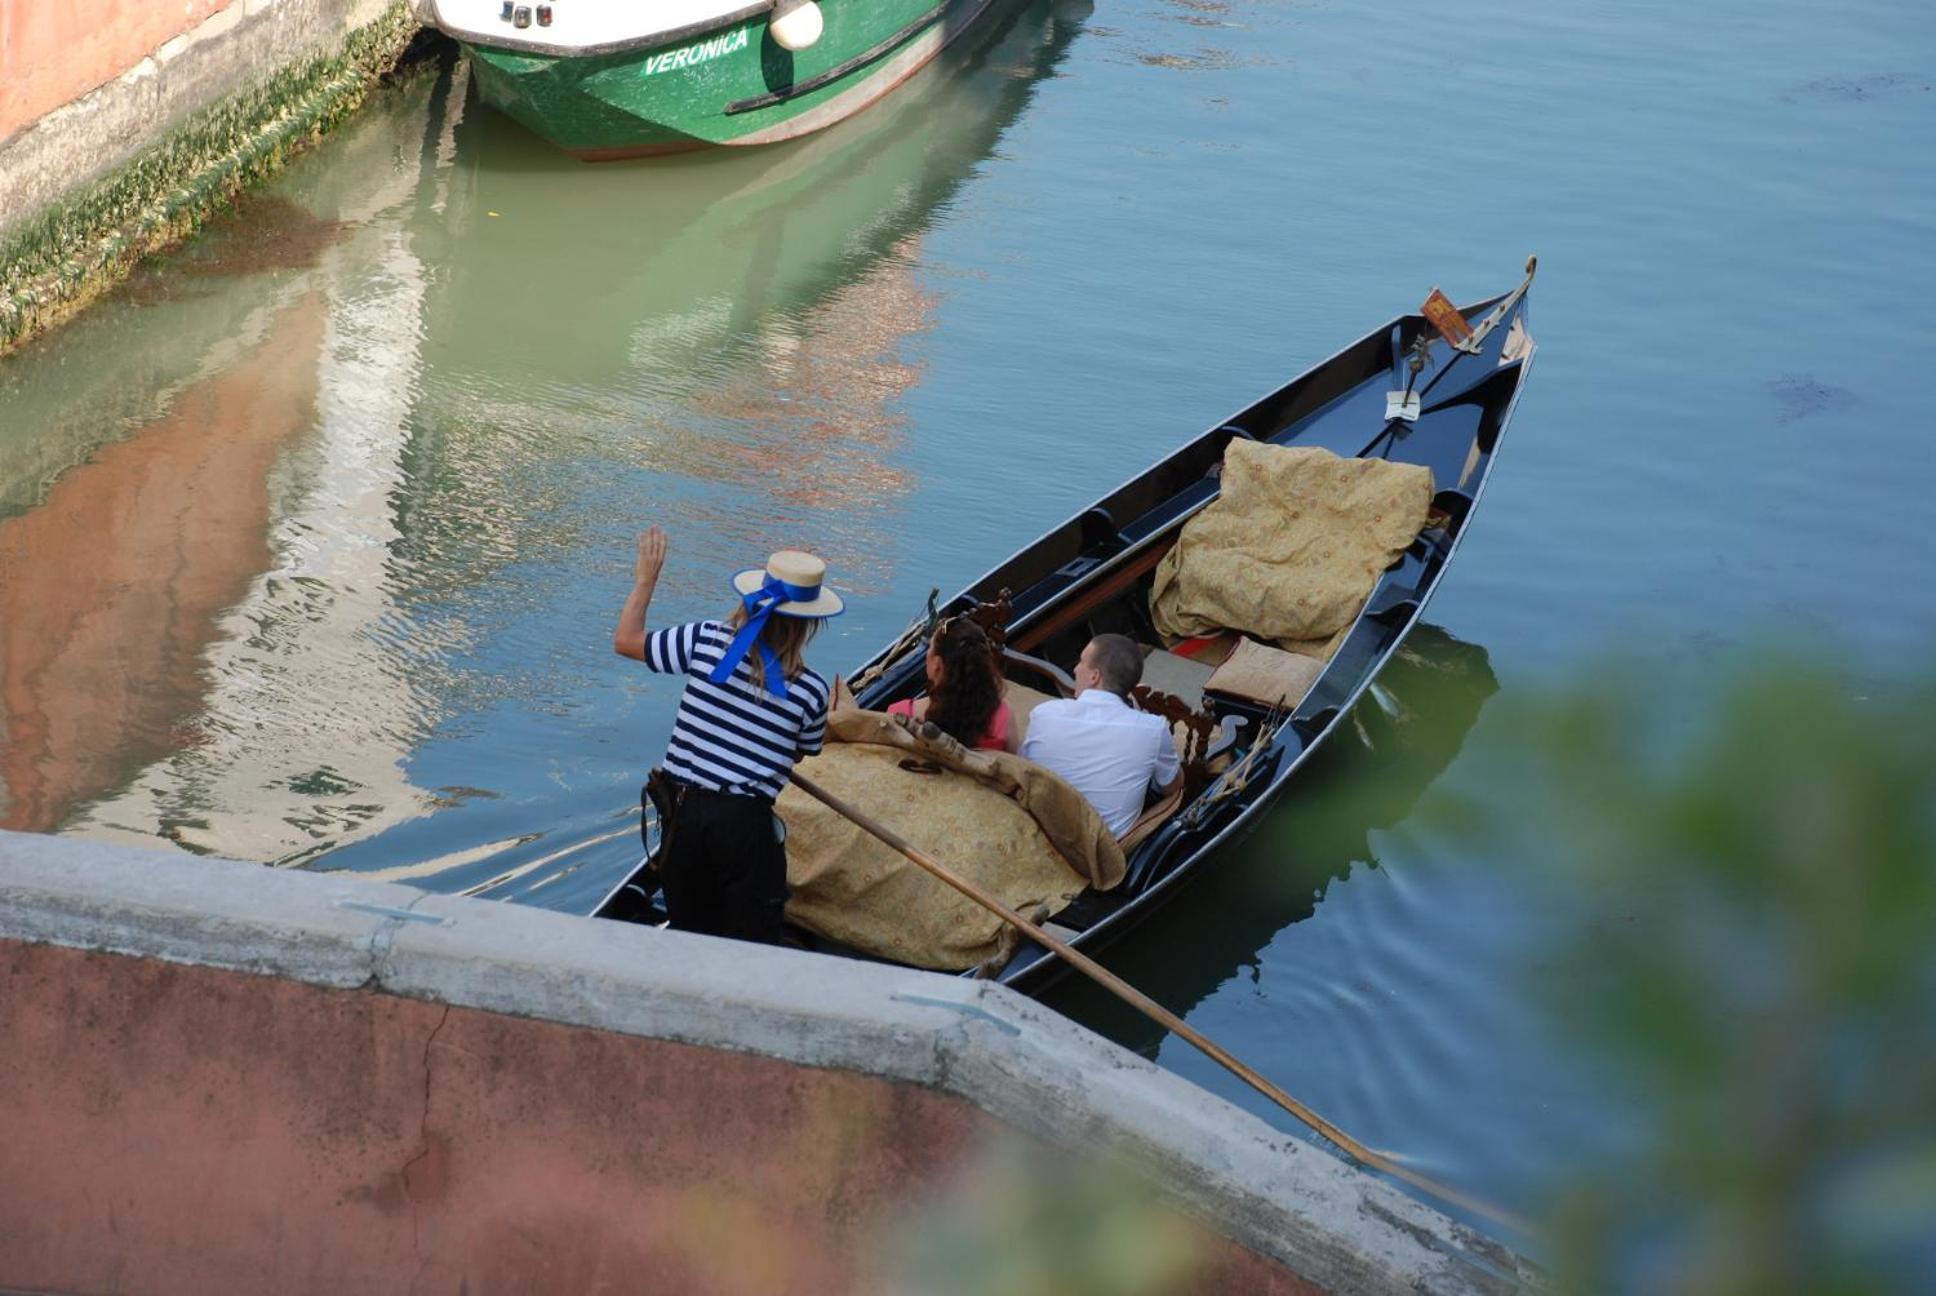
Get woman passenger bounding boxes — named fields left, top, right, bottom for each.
left=888, top=616, right=1018, bottom=753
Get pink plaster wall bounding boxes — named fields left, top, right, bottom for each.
left=0, top=940, right=1321, bottom=1295
left=0, top=0, right=232, bottom=142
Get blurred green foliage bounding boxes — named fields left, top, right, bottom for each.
left=1457, top=657, right=1936, bottom=1294
left=882, top=650, right=1933, bottom=1294
left=878, top=1138, right=1208, bottom=1296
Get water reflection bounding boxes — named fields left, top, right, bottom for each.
left=640, top=240, right=935, bottom=590
left=0, top=0, right=1090, bottom=870
left=363, top=0, right=1095, bottom=904
left=406, top=0, right=1089, bottom=594
left=0, top=62, right=464, bottom=859
left=426, top=0, right=1086, bottom=391
left=0, top=294, right=326, bottom=833
left=70, top=130, right=448, bottom=861
left=353, top=0, right=1095, bottom=904
left=1043, top=624, right=1500, bottom=1049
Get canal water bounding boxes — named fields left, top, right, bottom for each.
left=3, top=0, right=1932, bottom=1246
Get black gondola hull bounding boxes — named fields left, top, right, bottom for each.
left=596, top=269, right=1538, bottom=992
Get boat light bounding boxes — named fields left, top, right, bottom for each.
left=769, top=0, right=823, bottom=51
left=513, top=4, right=531, bottom=27
left=536, top=2, right=552, bottom=23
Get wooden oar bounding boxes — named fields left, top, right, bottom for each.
left=788, top=768, right=1531, bottom=1236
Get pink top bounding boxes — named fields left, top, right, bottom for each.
left=888, top=698, right=1013, bottom=751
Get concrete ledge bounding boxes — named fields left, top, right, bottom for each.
left=0, top=829, right=1533, bottom=1293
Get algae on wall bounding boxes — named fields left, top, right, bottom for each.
left=0, top=2, right=421, bottom=358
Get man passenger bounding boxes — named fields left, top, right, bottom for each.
left=1021, top=633, right=1182, bottom=838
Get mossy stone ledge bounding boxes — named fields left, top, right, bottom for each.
left=0, top=2, right=424, bottom=358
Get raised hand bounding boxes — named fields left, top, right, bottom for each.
left=635, top=526, right=667, bottom=585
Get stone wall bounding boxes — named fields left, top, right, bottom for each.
left=0, top=0, right=394, bottom=237
left=0, top=0, right=232, bottom=141
left=0, top=830, right=1533, bottom=1294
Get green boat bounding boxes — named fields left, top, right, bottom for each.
left=417, top=0, right=1001, bottom=158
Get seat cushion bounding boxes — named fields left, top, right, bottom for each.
left=1138, top=648, right=1216, bottom=710
left=1150, top=440, right=1433, bottom=653
left=1004, top=679, right=1059, bottom=745
left=1205, top=636, right=1326, bottom=709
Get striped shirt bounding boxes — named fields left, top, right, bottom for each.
left=643, top=620, right=830, bottom=800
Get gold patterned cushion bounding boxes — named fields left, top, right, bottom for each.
left=1205, top=636, right=1326, bottom=709
left=1149, top=440, right=1432, bottom=659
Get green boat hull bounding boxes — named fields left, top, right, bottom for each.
left=464, top=0, right=995, bottom=158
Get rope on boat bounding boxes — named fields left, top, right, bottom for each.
left=846, top=587, right=941, bottom=695
left=1183, top=707, right=1291, bottom=826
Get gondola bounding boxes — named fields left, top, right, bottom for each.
left=596, top=259, right=1538, bottom=993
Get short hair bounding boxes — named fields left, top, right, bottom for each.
left=1087, top=634, right=1144, bottom=696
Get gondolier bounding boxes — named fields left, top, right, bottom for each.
left=613, top=527, right=841, bottom=944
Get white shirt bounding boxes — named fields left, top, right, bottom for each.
left=1022, top=689, right=1181, bottom=838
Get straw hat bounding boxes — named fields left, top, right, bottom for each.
left=730, top=550, right=844, bottom=618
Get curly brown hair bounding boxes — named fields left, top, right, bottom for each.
left=925, top=616, right=1004, bottom=746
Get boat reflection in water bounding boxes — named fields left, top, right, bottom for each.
left=1042, top=625, right=1500, bottom=1047
left=0, top=0, right=1089, bottom=875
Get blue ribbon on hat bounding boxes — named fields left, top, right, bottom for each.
left=710, top=574, right=820, bottom=694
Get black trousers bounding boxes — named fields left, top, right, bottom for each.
left=660, top=785, right=790, bottom=945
